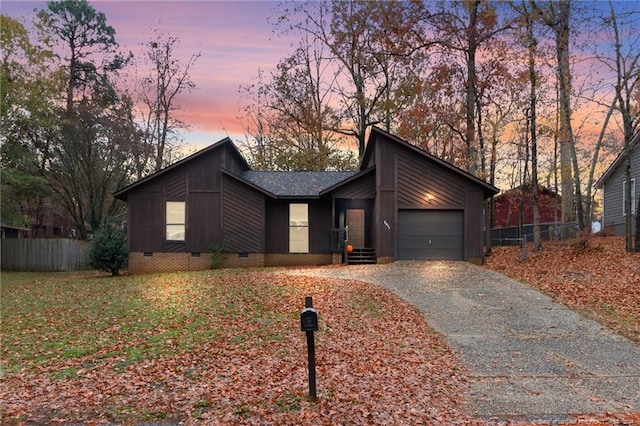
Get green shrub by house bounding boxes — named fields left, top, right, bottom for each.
left=89, top=221, right=127, bottom=276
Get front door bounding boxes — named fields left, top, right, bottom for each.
left=346, top=209, right=365, bottom=248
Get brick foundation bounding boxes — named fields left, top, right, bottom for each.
left=128, top=252, right=212, bottom=274
left=264, top=253, right=333, bottom=267
left=128, top=252, right=335, bottom=274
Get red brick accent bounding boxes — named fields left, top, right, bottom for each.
left=127, top=252, right=333, bottom=274
left=264, top=253, right=333, bottom=267
left=219, top=253, right=265, bottom=269
left=128, top=252, right=211, bottom=274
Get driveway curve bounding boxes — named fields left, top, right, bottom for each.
left=284, top=261, right=640, bottom=423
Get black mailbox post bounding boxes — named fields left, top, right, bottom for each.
left=301, top=296, right=318, bottom=401
left=300, top=307, right=318, bottom=332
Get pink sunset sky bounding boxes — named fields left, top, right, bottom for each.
left=3, top=1, right=639, bottom=153
left=2, top=0, right=293, bottom=149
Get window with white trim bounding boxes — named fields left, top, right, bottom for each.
left=623, top=178, right=636, bottom=216
left=166, top=201, right=186, bottom=241
left=289, top=203, right=309, bottom=253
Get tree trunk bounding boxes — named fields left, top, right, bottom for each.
left=625, top=160, right=633, bottom=251
left=585, top=101, right=615, bottom=226
left=526, top=4, right=541, bottom=251
left=554, top=1, right=576, bottom=237
left=465, top=0, right=479, bottom=174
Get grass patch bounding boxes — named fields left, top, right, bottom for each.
left=275, top=392, right=302, bottom=413
left=49, top=366, right=81, bottom=380
left=1, top=270, right=292, bottom=372
left=348, top=292, right=383, bottom=317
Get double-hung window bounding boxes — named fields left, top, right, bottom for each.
left=166, top=201, right=186, bottom=241
left=623, top=178, right=636, bottom=216
left=289, top=203, right=309, bottom=253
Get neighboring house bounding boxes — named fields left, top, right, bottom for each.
left=0, top=223, right=31, bottom=239
left=114, top=127, right=499, bottom=274
left=493, top=184, right=561, bottom=228
left=595, top=133, right=640, bottom=236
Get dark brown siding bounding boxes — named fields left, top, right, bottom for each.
left=374, top=138, right=397, bottom=258
left=188, top=150, right=222, bottom=191
left=309, top=200, right=333, bottom=253
left=222, top=144, right=248, bottom=175
left=265, top=199, right=333, bottom=254
left=464, top=189, right=484, bottom=259
left=188, top=192, right=222, bottom=252
left=265, top=200, right=288, bottom=253
left=223, top=176, right=264, bottom=253
left=128, top=190, right=164, bottom=252
left=372, top=133, right=489, bottom=261
left=165, top=169, right=187, bottom=200
left=397, top=151, right=465, bottom=209
left=332, top=172, right=376, bottom=199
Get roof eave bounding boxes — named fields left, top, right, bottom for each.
left=319, top=166, right=375, bottom=196
left=222, top=170, right=276, bottom=198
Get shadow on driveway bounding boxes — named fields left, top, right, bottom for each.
left=284, top=261, right=640, bottom=423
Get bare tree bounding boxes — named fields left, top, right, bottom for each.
left=596, top=1, right=640, bottom=251
left=239, top=35, right=357, bottom=171
left=273, top=0, right=425, bottom=157
left=138, top=29, right=200, bottom=174
left=532, top=0, right=586, bottom=234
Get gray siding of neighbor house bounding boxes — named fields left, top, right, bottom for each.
left=602, top=146, right=640, bottom=236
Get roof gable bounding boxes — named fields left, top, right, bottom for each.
left=595, top=132, right=640, bottom=188
left=364, top=126, right=499, bottom=197
left=114, top=137, right=249, bottom=200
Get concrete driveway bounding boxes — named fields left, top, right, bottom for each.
left=285, top=261, right=640, bottom=423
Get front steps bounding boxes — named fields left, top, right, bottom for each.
left=346, top=247, right=377, bottom=265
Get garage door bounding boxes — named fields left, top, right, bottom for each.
left=398, top=210, right=463, bottom=260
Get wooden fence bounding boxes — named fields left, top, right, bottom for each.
left=1, top=238, right=91, bottom=271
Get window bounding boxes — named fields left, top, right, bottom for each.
left=166, top=201, right=186, bottom=241
left=623, top=179, right=636, bottom=216
left=289, top=203, right=309, bottom=253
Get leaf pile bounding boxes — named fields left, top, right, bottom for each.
left=1, top=270, right=480, bottom=425
left=485, top=235, right=640, bottom=425
left=484, top=235, right=640, bottom=343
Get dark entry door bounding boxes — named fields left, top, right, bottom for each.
left=398, top=210, right=463, bottom=260
left=346, top=209, right=365, bottom=248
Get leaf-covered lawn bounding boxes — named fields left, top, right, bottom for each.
left=484, top=235, right=640, bottom=426
left=484, top=235, right=640, bottom=343
left=1, top=269, right=479, bottom=425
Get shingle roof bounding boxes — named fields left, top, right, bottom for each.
left=241, top=171, right=358, bottom=197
